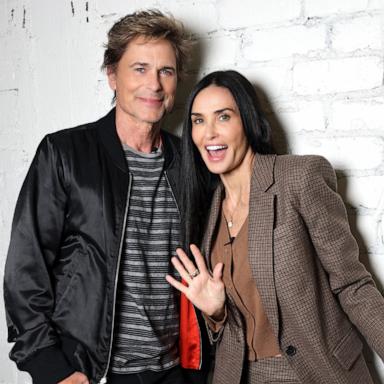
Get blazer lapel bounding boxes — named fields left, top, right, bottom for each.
left=201, top=154, right=279, bottom=339
left=202, top=183, right=224, bottom=269
left=248, top=154, right=280, bottom=339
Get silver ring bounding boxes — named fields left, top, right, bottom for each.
left=189, top=269, right=200, bottom=279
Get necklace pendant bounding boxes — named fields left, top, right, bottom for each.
left=227, top=220, right=233, bottom=228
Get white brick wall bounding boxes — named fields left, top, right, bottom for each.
left=243, top=25, right=327, bottom=61
left=305, top=0, right=371, bottom=17
left=331, top=15, right=383, bottom=52
left=293, top=56, right=383, bottom=94
left=217, top=0, right=302, bottom=28
left=293, top=135, right=383, bottom=169
left=1, top=0, right=383, bottom=382
left=330, top=98, right=384, bottom=131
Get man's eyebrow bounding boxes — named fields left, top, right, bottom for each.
left=161, top=66, right=176, bottom=71
left=130, top=62, right=149, bottom=67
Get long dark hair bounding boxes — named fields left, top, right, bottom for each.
left=180, top=70, right=275, bottom=251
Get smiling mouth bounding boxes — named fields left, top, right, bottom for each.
left=205, top=145, right=228, bottom=160
left=139, top=97, right=164, bottom=106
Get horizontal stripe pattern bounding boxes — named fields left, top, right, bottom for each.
left=111, top=145, right=180, bottom=374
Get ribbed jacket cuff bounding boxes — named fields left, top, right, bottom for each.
left=19, top=345, right=75, bottom=384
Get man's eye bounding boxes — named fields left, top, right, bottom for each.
left=135, top=67, right=145, bottom=73
left=160, top=68, right=174, bottom=76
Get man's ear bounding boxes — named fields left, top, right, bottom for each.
left=106, top=66, right=116, bottom=91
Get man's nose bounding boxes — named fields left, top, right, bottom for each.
left=147, top=71, right=162, bottom=91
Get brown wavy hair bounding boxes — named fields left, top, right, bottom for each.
left=102, top=9, right=193, bottom=79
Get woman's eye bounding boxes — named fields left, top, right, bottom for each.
left=219, top=114, right=230, bottom=121
left=192, top=118, right=203, bottom=125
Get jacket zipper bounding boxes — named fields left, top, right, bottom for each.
left=164, top=171, right=180, bottom=217
left=98, top=175, right=132, bottom=384
left=165, top=171, right=203, bottom=370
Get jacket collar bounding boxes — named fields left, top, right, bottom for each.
left=95, top=108, right=177, bottom=173
left=251, top=153, right=277, bottom=192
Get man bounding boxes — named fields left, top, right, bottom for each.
left=4, top=10, right=207, bottom=384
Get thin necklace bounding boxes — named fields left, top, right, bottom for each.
left=226, top=213, right=234, bottom=228
left=223, top=199, right=241, bottom=229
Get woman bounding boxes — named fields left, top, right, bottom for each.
left=166, top=70, right=384, bottom=384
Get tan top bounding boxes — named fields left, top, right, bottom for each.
left=209, top=212, right=280, bottom=361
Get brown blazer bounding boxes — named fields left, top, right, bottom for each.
left=202, top=153, right=384, bottom=384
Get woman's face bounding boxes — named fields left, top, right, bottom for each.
left=191, top=85, right=252, bottom=176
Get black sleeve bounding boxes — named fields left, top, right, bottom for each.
left=4, top=135, right=75, bottom=383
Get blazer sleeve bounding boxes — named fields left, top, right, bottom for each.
left=202, top=306, right=227, bottom=344
left=4, top=135, right=75, bottom=383
left=298, top=155, right=384, bottom=360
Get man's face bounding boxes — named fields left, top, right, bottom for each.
left=107, top=36, right=178, bottom=127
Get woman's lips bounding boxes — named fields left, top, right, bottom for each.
left=205, top=145, right=228, bottom=162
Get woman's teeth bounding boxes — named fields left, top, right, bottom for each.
left=206, top=145, right=228, bottom=159
left=206, top=145, right=227, bottom=151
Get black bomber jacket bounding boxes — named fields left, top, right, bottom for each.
left=4, top=108, right=183, bottom=384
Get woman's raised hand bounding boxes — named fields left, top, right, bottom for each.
left=166, top=244, right=225, bottom=318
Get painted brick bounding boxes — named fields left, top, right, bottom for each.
left=338, top=175, right=384, bottom=209
left=239, top=62, right=293, bottom=99
left=197, top=34, right=241, bottom=70
left=0, top=91, right=20, bottom=147
left=292, top=136, right=383, bottom=170
left=330, top=98, right=384, bottom=132
left=161, top=1, right=219, bottom=34
left=0, top=350, right=15, bottom=384
left=355, top=213, right=381, bottom=251
left=293, top=56, right=383, bottom=94
left=0, top=2, right=7, bottom=36
left=332, top=15, right=383, bottom=52
left=367, top=0, right=384, bottom=10
left=96, top=0, right=159, bottom=16
left=0, top=0, right=23, bottom=35
left=243, top=25, right=327, bottom=61
left=0, top=46, right=18, bottom=90
left=275, top=100, right=326, bottom=132
left=305, top=0, right=370, bottom=17
left=218, top=0, right=302, bottom=29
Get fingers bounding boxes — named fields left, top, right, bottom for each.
left=212, top=262, right=223, bottom=281
left=165, top=274, right=188, bottom=294
left=176, top=248, right=200, bottom=277
left=171, top=255, right=193, bottom=284
left=190, top=244, right=209, bottom=275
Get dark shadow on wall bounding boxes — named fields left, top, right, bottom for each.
left=252, top=84, right=290, bottom=155
left=162, top=33, right=205, bottom=136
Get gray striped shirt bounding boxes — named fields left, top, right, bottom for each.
left=110, top=144, right=180, bottom=374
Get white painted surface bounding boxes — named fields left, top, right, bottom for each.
left=0, top=0, right=383, bottom=382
